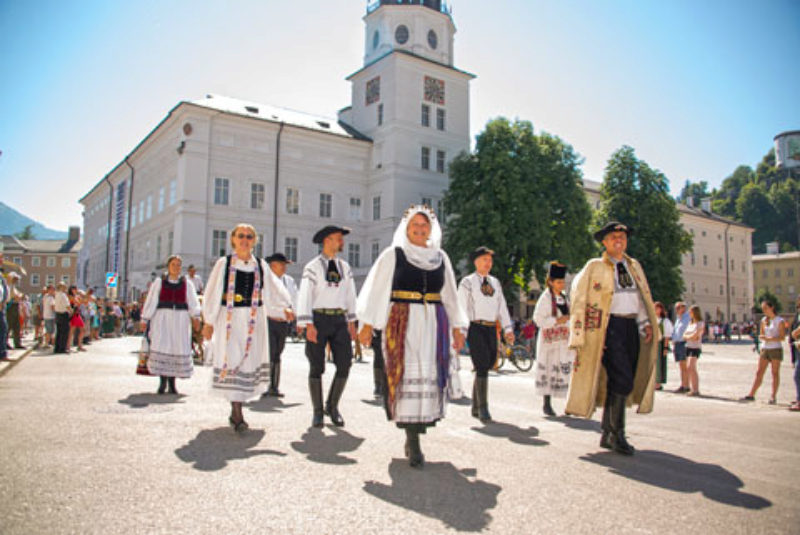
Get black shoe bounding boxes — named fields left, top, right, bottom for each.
left=167, top=377, right=178, bottom=395
left=324, top=377, right=348, bottom=427
left=607, top=392, right=634, bottom=456
left=405, top=430, right=424, bottom=468
left=309, top=378, right=324, bottom=428
left=471, top=380, right=479, bottom=418
left=476, top=377, right=492, bottom=423
left=600, top=395, right=613, bottom=449
left=543, top=395, right=556, bottom=417
left=373, top=367, right=386, bottom=399
left=157, top=376, right=167, bottom=395
left=268, top=363, right=285, bottom=397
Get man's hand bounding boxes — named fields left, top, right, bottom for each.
left=284, top=309, right=295, bottom=322
left=139, top=321, right=147, bottom=333
left=358, top=324, right=373, bottom=347
left=643, top=324, right=653, bottom=344
left=348, top=321, right=357, bottom=341
left=453, top=329, right=465, bottom=352
left=504, top=331, right=515, bottom=345
left=202, top=324, right=214, bottom=340
left=305, top=324, right=318, bottom=344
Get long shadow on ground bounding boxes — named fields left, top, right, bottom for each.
left=471, top=421, right=549, bottom=446
left=290, top=426, right=365, bottom=465
left=245, top=396, right=302, bottom=413
left=364, top=459, right=501, bottom=532
left=175, top=427, right=285, bottom=471
left=547, top=414, right=602, bottom=433
left=118, top=392, right=187, bottom=408
left=581, top=449, right=772, bottom=509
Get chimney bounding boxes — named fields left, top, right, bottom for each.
left=766, top=242, right=779, bottom=254
left=68, top=226, right=80, bottom=242
left=701, top=197, right=711, bottom=213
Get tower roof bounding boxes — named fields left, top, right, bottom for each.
left=367, top=0, right=451, bottom=16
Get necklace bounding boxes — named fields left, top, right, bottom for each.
left=219, top=255, right=261, bottom=380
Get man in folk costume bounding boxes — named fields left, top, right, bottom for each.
left=457, top=246, right=514, bottom=423
left=297, top=226, right=358, bottom=427
left=566, top=222, right=659, bottom=456
left=263, top=252, right=297, bottom=398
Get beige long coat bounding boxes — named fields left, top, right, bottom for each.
left=565, top=252, right=659, bottom=418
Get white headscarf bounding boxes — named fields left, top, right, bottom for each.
left=391, top=204, right=443, bottom=270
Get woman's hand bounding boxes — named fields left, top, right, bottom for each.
left=202, top=323, right=214, bottom=340
left=452, top=329, right=465, bottom=352
left=358, top=324, right=373, bottom=347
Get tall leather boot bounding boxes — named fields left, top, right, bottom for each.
left=167, top=377, right=178, bottom=395
left=324, top=377, right=347, bottom=427
left=608, top=392, right=635, bottom=456
left=476, top=376, right=492, bottom=423
left=471, top=378, right=479, bottom=418
left=599, top=395, right=613, bottom=449
left=267, top=363, right=284, bottom=397
left=373, top=368, right=385, bottom=399
left=157, top=376, right=167, bottom=395
left=404, top=427, right=424, bottom=468
left=543, top=395, right=555, bottom=416
left=309, top=378, right=324, bottom=428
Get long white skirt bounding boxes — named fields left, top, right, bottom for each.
left=534, top=333, right=574, bottom=398
left=147, top=309, right=193, bottom=378
left=210, top=307, right=270, bottom=402
left=387, top=303, right=448, bottom=424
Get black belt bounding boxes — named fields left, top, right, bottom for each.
left=157, top=303, right=189, bottom=310
left=313, top=308, right=345, bottom=316
left=471, top=320, right=496, bottom=327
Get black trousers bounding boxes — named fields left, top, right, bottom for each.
left=6, top=302, right=21, bottom=347
left=305, top=313, right=352, bottom=379
left=467, top=323, right=497, bottom=378
left=54, top=312, right=70, bottom=353
left=268, top=319, right=289, bottom=364
left=372, top=330, right=384, bottom=371
left=602, top=316, right=640, bottom=396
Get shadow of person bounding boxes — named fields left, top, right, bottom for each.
left=118, top=392, right=187, bottom=408
left=364, top=459, right=501, bottom=532
left=548, top=414, right=602, bottom=433
left=448, top=396, right=472, bottom=406
left=245, top=397, right=302, bottom=414
left=290, top=426, right=365, bottom=465
left=471, top=421, right=549, bottom=446
left=175, top=427, right=285, bottom=471
left=581, top=450, right=772, bottom=510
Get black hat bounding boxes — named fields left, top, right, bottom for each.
left=548, top=262, right=567, bottom=280
left=266, top=252, right=292, bottom=264
left=312, top=225, right=351, bottom=244
left=469, top=246, right=495, bottom=262
left=593, top=221, right=633, bottom=243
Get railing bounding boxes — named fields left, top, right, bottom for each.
left=367, top=0, right=451, bottom=16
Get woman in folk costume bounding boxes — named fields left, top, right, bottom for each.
left=140, top=255, right=202, bottom=395
left=357, top=205, right=467, bottom=468
left=202, top=224, right=293, bottom=432
left=532, top=262, right=574, bottom=416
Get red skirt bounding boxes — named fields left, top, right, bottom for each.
left=70, top=314, right=85, bottom=328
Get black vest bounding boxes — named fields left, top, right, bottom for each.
left=390, top=247, right=445, bottom=302
left=220, top=255, right=264, bottom=307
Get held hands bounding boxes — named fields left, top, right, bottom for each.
left=348, top=322, right=357, bottom=341
left=284, top=309, right=295, bottom=322
left=358, top=324, right=373, bottom=347
left=452, top=329, right=465, bottom=352
left=139, top=321, right=147, bottom=333
left=202, top=324, right=214, bottom=340
left=305, top=324, right=318, bottom=344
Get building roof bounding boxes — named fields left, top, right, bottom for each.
left=753, top=251, right=800, bottom=262
left=0, top=235, right=82, bottom=254
left=346, top=49, right=476, bottom=80
left=677, top=203, right=753, bottom=230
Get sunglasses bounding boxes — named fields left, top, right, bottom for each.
left=236, top=233, right=255, bottom=240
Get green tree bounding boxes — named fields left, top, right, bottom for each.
left=711, top=165, right=754, bottom=218
left=736, top=182, right=775, bottom=253
left=443, top=118, right=594, bottom=300
left=677, top=179, right=710, bottom=207
left=14, top=224, right=35, bottom=240
left=598, top=146, right=692, bottom=305
left=769, top=178, right=799, bottom=250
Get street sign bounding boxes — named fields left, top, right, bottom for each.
left=106, top=272, right=118, bottom=288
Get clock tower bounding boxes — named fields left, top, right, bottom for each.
left=339, top=0, right=475, bottom=253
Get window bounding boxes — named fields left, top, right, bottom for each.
left=212, top=230, right=227, bottom=257
left=47, top=256, right=56, bottom=268
left=789, top=268, right=795, bottom=277
left=703, top=255, right=707, bottom=266
left=169, top=180, right=177, bottom=205
left=701, top=230, right=706, bottom=237
left=720, top=284, right=724, bottom=296
left=31, top=274, right=40, bottom=286
left=436, top=150, right=445, bottom=173
left=158, top=187, right=165, bottom=213
left=254, top=234, right=264, bottom=258
left=348, top=243, right=360, bottom=268
left=742, top=261, right=746, bottom=273
left=146, top=195, right=153, bottom=219
left=718, top=258, right=723, bottom=269
left=251, top=183, right=265, bottom=209
left=731, top=259, right=735, bottom=271
left=790, top=285, right=796, bottom=296
left=31, top=256, right=40, bottom=267
left=377, top=103, right=383, bottom=126
left=139, top=200, right=144, bottom=224
left=732, top=287, right=736, bottom=296
left=131, top=208, right=136, bottom=228
left=763, top=269, right=768, bottom=278
left=61, top=275, right=69, bottom=285
left=775, top=268, right=781, bottom=278
left=436, top=108, right=445, bottom=131
left=214, top=178, right=229, bottom=205
left=61, top=257, right=71, bottom=268
left=421, top=147, right=430, bottom=170
left=690, top=252, right=695, bottom=266
left=776, top=285, right=783, bottom=295
left=286, top=188, right=299, bottom=214
left=349, top=197, right=361, bottom=220
left=285, top=237, right=298, bottom=263
left=437, top=199, right=444, bottom=222
left=156, top=235, right=162, bottom=261
left=46, top=274, right=55, bottom=286
left=319, top=193, right=332, bottom=218
left=372, top=242, right=380, bottom=263
left=691, top=282, right=695, bottom=293
left=421, top=104, right=430, bottom=127
left=373, top=196, right=381, bottom=221
left=168, top=231, right=174, bottom=255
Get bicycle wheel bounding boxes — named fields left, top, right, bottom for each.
left=510, top=344, right=533, bottom=371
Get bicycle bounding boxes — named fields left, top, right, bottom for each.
left=495, top=340, right=534, bottom=372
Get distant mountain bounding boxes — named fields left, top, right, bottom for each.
left=0, top=202, right=68, bottom=240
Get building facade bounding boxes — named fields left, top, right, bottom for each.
left=0, top=227, right=82, bottom=295
left=753, top=251, right=800, bottom=316
left=78, top=0, right=472, bottom=299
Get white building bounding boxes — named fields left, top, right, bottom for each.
left=78, top=0, right=473, bottom=299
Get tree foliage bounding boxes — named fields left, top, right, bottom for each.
left=443, top=118, right=594, bottom=300
left=13, top=224, right=35, bottom=240
left=598, top=146, right=692, bottom=305
left=677, top=179, right=710, bottom=207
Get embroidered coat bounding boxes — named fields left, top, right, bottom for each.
left=565, top=252, right=660, bottom=418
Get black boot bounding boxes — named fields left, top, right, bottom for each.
left=599, top=395, right=613, bottom=449
left=266, top=363, right=284, bottom=397
left=608, top=392, right=635, bottom=456
left=167, top=377, right=178, bottom=395
left=309, top=378, right=324, bottom=428
left=373, top=368, right=385, bottom=398
left=476, top=376, right=492, bottom=423
left=543, top=395, right=555, bottom=416
left=471, top=379, right=479, bottom=418
left=157, top=376, right=167, bottom=395
left=324, top=377, right=347, bottom=427
left=404, top=428, right=424, bottom=468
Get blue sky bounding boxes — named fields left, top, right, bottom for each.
left=1, top=0, right=798, bottom=231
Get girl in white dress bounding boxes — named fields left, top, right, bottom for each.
left=532, top=262, right=574, bottom=416
left=202, top=224, right=293, bottom=432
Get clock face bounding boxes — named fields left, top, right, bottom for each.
left=366, top=76, right=381, bottom=105
left=395, top=25, right=409, bottom=45
left=372, top=30, right=379, bottom=50
left=427, top=30, right=438, bottom=50
left=423, top=76, right=445, bottom=105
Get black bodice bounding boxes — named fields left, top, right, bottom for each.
left=390, top=247, right=445, bottom=299
left=220, top=256, right=264, bottom=307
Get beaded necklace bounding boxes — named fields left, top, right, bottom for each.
left=218, top=254, right=261, bottom=380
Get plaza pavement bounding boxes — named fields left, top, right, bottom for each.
left=0, top=335, right=798, bottom=534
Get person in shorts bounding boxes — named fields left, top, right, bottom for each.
left=742, top=299, right=786, bottom=404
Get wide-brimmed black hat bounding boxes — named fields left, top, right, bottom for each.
left=593, top=221, right=633, bottom=243
left=313, top=225, right=351, bottom=244
left=469, top=246, right=495, bottom=262
left=548, top=262, right=567, bottom=280
left=265, top=252, right=293, bottom=264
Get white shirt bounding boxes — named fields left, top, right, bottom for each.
left=267, top=273, right=298, bottom=321
left=608, top=258, right=648, bottom=329
left=762, top=316, right=785, bottom=350
left=457, top=272, right=513, bottom=333
left=140, top=277, right=202, bottom=321
left=43, top=294, right=56, bottom=320
left=188, top=274, right=204, bottom=294
left=54, top=291, right=71, bottom=313
left=296, top=254, right=357, bottom=327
